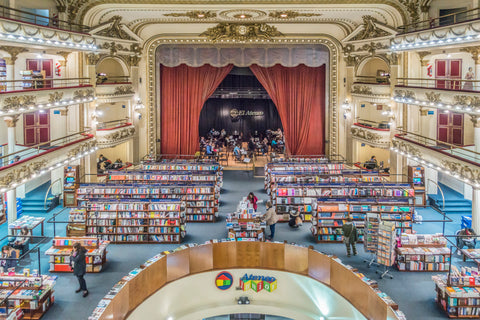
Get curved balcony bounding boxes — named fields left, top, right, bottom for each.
left=96, top=119, right=135, bottom=148
left=96, top=77, right=134, bottom=102
left=351, top=121, right=391, bottom=149
left=0, top=78, right=94, bottom=117
left=351, top=76, right=391, bottom=103
left=392, top=8, right=480, bottom=52
left=0, top=131, right=97, bottom=191
left=393, top=131, right=480, bottom=185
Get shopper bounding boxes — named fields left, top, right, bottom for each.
left=71, top=242, right=89, bottom=297
left=12, top=227, right=31, bottom=253
left=0, top=246, right=17, bottom=271
left=456, top=228, right=476, bottom=255
left=288, top=210, right=302, bottom=228
left=342, top=217, right=358, bottom=257
left=262, top=201, right=279, bottom=240
left=248, top=192, right=258, bottom=211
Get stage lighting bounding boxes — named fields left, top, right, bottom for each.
left=237, top=296, right=250, bottom=305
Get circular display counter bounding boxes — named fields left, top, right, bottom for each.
left=90, top=242, right=404, bottom=320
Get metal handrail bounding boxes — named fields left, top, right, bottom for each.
left=43, top=178, right=62, bottom=210
left=398, top=7, right=480, bottom=34
left=396, top=129, right=480, bottom=157
left=0, top=130, right=93, bottom=164
left=0, top=5, right=90, bottom=33
left=354, top=75, right=390, bottom=84
left=97, top=118, right=131, bottom=130
left=0, top=78, right=91, bottom=92
left=96, top=76, right=131, bottom=85
left=396, top=77, right=480, bottom=91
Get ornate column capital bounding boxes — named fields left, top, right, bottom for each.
left=0, top=46, right=28, bottom=64
left=417, top=51, right=431, bottom=67
left=3, top=57, right=13, bottom=65
left=470, top=114, right=480, bottom=128
left=419, top=107, right=428, bottom=116
left=461, top=46, right=480, bottom=65
left=4, top=115, right=19, bottom=128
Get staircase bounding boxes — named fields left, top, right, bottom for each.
left=428, top=183, right=472, bottom=216
left=21, top=182, right=53, bottom=216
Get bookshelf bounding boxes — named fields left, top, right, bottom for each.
left=0, top=273, right=56, bottom=320
left=408, top=166, right=425, bottom=205
left=396, top=233, right=450, bottom=272
left=76, top=183, right=218, bottom=223
left=0, top=193, right=5, bottom=225
left=82, top=199, right=186, bottom=244
left=64, top=165, right=80, bottom=207
left=66, top=208, right=86, bottom=237
left=434, top=267, right=480, bottom=318
left=364, top=212, right=380, bottom=253
left=45, top=237, right=109, bottom=273
left=377, top=221, right=396, bottom=276
left=226, top=199, right=266, bottom=242
left=0, top=59, right=6, bottom=92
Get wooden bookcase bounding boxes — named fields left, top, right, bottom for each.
left=63, top=165, right=80, bottom=207
left=0, top=274, right=56, bottom=320
left=434, top=269, right=480, bottom=318
left=45, top=237, right=109, bottom=273
left=311, top=198, right=413, bottom=243
left=82, top=199, right=186, bottom=243
left=76, top=183, right=218, bottom=223
left=66, top=208, right=86, bottom=237
left=396, top=233, right=450, bottom=272
left=408, top=165, right=425, bottom=205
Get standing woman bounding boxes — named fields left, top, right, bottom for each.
left=71, top=242, right=88, bottom=297
left=248, top=192, right=258, bottom=211
left=464, top=67, right=475, bottom=91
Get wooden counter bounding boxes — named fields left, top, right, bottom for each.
left=95, top=241, right=403, bottom=320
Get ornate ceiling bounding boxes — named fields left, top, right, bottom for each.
left=75, top=1, right=409, bottom=43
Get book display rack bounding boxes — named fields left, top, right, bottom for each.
left=76, top=183, right=218, bottom=222
left=408, top=165, right=425, bottom=205
left=376, top=221, right=396, bottom=279
left=434, top=266, right=480, bottom=318
left=45, top=237, right=109, bottom=273
left=64, top=165, right=80, bottom=207
left=310, top=197, right=413, bottom=243
left=66, top=208, right=86, bottom=237
left=396, top=234, right=450, bottom=272
left=0, top=273, right=56, bottom=320
left=81, top=199, right=186, bottom=244
left=226, top=199, right=266, bottom=242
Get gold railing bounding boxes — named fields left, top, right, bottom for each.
left=0, top=78, right=91, bottom=92
left=354, top=75, right=390, bottom=84
left=396, top=77, right=480, bottom=91
left=97, top=119, right=131, bottom=130
left=398, top=8, right=480, bottom=34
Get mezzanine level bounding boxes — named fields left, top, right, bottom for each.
left=96, top=119, right=135, bottom=149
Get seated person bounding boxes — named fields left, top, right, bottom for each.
left=97, top=154, right=108, bottom=169
left=364, top=155, right=378, bottom=170
left=233, top=145, right=242, bottom=161
left=0, top=246, right=17, bottom=272
left=11, top=227, right=30, bottom=253
left=205, top=143, right=214, bottom=158
left=112, top=159, right=123, bottom=170
left=456, top=228, right=476, bottom=254
left=271, top=139, right=278, bottom=150
left=288, top=210, right=303, bottom=228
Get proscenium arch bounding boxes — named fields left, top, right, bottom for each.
left=145, top=35, right=341, bottom=157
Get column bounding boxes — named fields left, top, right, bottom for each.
left=4, top=57, right=14, bottom=91
left=344, top=59, right=355, bottom=163
left=4, top=116, right=17, bottom=232
left=472, top=188, right=480, bottom=233
left=471, top=115, right=480, bottom=159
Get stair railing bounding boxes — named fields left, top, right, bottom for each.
left=43, top=178, right=63, bottom=210
left=427, top=178, right=447, bottom=234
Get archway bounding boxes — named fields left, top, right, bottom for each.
left=157, top=45, right=328, bottom=156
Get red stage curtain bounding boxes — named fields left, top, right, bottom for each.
left=160, top=64, right=233, bottom=155
left=250, top=64, right=325, bottom=155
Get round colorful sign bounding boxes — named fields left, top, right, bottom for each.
left=215, top=271, right=234, bottom=290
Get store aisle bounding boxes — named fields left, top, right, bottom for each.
left=12, top=170, right=455, bottom=320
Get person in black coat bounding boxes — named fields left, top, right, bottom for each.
left=71, top=242, right=88, bottom=297
left=0, top=246, right=17, bottom=271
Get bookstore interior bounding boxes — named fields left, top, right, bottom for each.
left=2, top=1, right=480, bottom=320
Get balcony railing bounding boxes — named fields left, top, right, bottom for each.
left=354, top=119, right=390, bottom=130
left=354, top=75, right=390, bottom=85
left=396, top=78, right=480, bottom=92
left=395, top=130, right=480, bottom=166
left=398, top=8, right=480, bottom=34
left=97, top=119, right=131, bottom=130
left=0, top=130, right=93, bottom=168
left=97, top=76, right=131, bottom=85
left=0, top=5, right=89, bottom=33
left=0, top=78, right=91, bottom=93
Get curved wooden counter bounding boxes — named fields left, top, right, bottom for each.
left=93, top=241, right=403, bottom=320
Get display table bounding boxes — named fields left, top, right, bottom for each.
left=226, top=198, right=266, bottom=241
left=8, top=216, right=45, bottom=236
left=461, top=248, right=480, bottom=265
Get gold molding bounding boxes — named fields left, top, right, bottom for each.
left=145, top=36, right=340, bottom=157
left=0, top=160, right=47, bottom=188
left=350, top=15, right=390, bottom=41
left=49, top=92, right=64, bottom=103
left=460, top=46, right=480, bottom=65
left=200, top=23, right=283, bottom=42
left=351, top=126, right=390, bottom=149
left=441, top=160, right=480, bottom=183
left=3, top=115, right=19, bottom=128
left=425, top=91, right=440, bottom=103
left=164, top=10, right=216, bottom=19
left=392, top=139, right=421, bottom=157
left=114, top=85, right=135, bottom=95
left=351, top=85, right=372, bottom=95
left=454, top=95, right=480, bottom=108
left=0, top=46, right=28, bottom=63
left=3, top=95, right=36, bottom=112
left=268, top=10, right=322, bottom=19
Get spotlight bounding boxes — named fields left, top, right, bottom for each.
left=237, top=296, right=250, bottom=305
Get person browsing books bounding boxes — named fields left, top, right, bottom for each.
left=262, top=201, right=279, bottom=240
left=288, top=210, right=303, bottom=228
left=71, top=242, right=89, bottom=297
left=342, top=217, right=358, bottom=257
left=456, top=228, right=476, bottom=255
left=248, top=192, right=258, bottom=211
left=12, top=227, right=31, bottom=253
left=0, top=246, right=17, bottom=272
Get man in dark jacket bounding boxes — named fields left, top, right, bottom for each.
left=71, top=242, right=89, bottom=297
left=342, top=217, right=358, bottom=257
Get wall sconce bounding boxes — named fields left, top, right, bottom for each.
left=91, top=110, right=103, bottom=125
left=134, top=99, right=145, bottom=120
left=342, top=100, right=351, bottom=119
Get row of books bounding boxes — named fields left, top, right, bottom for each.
left=84, top=203, right=182, bottom=211
left=399, top=233, right=447, bottom=246
left=397, top=261, right=450, bottom=271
